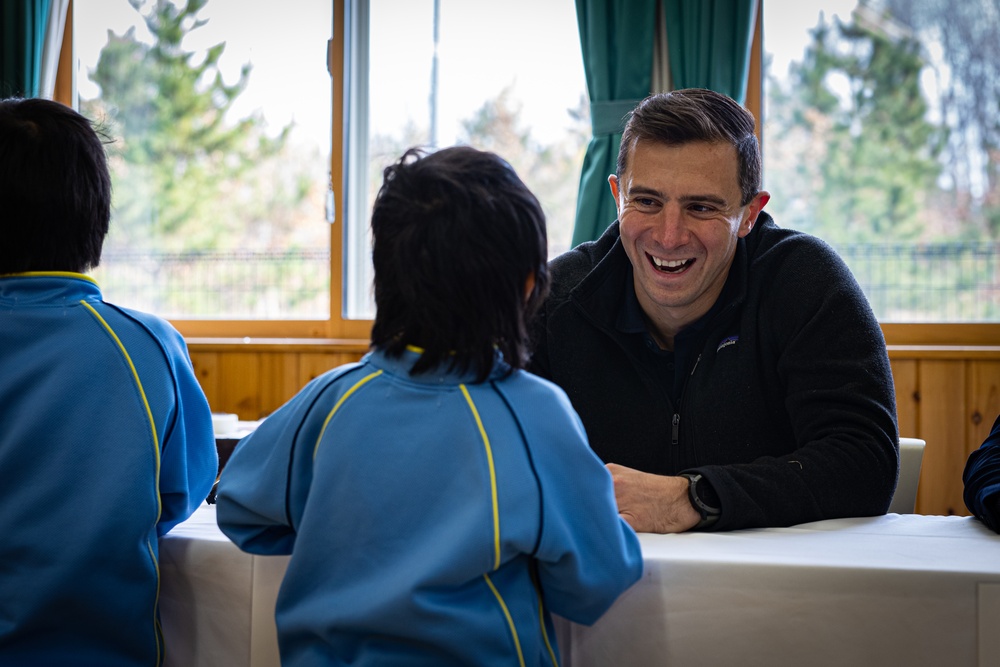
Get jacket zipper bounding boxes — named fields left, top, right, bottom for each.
left=672, top=354, right=703, bottom=447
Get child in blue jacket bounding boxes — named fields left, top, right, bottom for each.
left=0, top=98, right=217, bottom=665
left=216, top=146, right=643, bottom=666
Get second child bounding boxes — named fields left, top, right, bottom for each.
left=216, top=146, right=643, bottom=666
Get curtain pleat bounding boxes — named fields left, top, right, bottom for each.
left=662, top=0, right=758, bottom=104
left=1, top=0, right=53, bottom=99
left=570, top=0, right=657, bottom=248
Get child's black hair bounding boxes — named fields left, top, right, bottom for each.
left=0, top=98, right=112, bottom=274
left=370, top=146, right=549, bottom=383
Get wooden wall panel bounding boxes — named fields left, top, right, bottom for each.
left=217, top=352, right=261, bottom=419
left=258, top=353, right=301, bottom=419
left=916, top=360, right=967, bottom=516
left=189, top=348, right=367, bottom=420
left=968, top=361, right=1000, bottom=458
left=189, top=352, right=221, bottom=411
left=890, top=359, right=919, bottom=439
left=298, top=353, right=350, bottom=388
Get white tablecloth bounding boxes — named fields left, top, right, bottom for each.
left=159, top=506, right=288, bottom=667
left=159, top=507, right=1000, bottom=667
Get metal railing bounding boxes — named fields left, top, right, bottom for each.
left=832, top=242, right=1000, bottom=322
left=91, top=243, right=1000, bottom=322
left=92, top=249, right=332, bottom=319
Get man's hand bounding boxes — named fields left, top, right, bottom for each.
left=606, top=463, right=701, bottom=533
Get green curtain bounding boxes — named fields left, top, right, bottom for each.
left=1, top=0, right=52, bottom=99
left=571, top=0, right=657, bottom=248
left=663, top=0, right=758, bottom=104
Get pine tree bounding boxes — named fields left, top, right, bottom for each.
left=83, top=0, right=295, bottom=251
left=767, top=12, right=944, bottom=244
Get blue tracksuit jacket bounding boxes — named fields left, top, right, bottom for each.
left=216, top=347, right=642, bottom=666
left=0, top=273, right=217, bottom=666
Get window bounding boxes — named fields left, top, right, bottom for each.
left=343, top=0, right=587, bottom=319
left=67, top=1, right=996, bottom=340
left=72, top=0, right=586, bottom=330
left=763, top=0, right=1000, bottom=323
left=76, top=0, right=333, bottom=325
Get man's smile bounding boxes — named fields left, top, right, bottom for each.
left=648, top=253, right=694, bottom=274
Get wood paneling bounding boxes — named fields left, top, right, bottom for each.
left=968, top=361, right=1000, bottom=456
left=218, top=352, right=261, bottom=418
left=886, top=350, right=1000, bottom=516
left=188, top=340, right=367, bottom=420
left=187, top=340, right=1000, bottom=517
left=890, top=359, right=919, bottom=440
left=258, top=352, right=300, bottom=416
left=916, top=360, right=968, bottom=516
left=189, top=352, right=219, bottom=407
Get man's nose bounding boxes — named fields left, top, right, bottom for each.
left=651, top=206, right=688, bottom=247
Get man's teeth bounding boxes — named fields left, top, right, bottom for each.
left=651, top=256, right=690, bottom=271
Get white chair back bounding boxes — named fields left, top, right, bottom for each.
left=888, top=437, right=926, bottom=514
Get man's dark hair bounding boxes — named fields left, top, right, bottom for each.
left=0, top=97, right=111, bottom=274
left=616, top=88, right=762, bottom=205
left=370, top=145, right=549, bottom=383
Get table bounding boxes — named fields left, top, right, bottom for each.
left=159, top=507, right=1000, bottom=667
left=159, top=506, right=287, bottom=667
left=556, top=515, right=1000, bottom=667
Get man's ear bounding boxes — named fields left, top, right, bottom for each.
left=608, top=174, right=621, bottom=209
left=738, top=190, right=771, bottom=238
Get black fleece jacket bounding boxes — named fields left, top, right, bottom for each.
left=529, top=214, right=899, bottom=531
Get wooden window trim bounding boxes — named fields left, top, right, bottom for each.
left=53, top=0, right=74, bottom=106
left=746, top=0, right=763, bottom=145
left=174, top=0, right=369, bottom=343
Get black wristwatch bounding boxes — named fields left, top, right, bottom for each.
left=680, top=473, right=721, bottom=530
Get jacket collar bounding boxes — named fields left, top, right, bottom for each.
left=365, top=346, right=513, bottom=386
left=0, top=272, right=102, bottom=305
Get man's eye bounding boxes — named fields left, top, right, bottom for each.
left=689, top=203, right=715, bottom=213
left=635, top=198, right=657, bottom=207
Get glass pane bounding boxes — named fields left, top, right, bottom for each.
left=763, top=0, right=1000, bottom=322
left=76, top=0, right=332, bottom=319
left=345, top=0, right=588, bottom=319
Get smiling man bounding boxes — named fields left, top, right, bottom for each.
left=530, top=88, right=900, bottom=533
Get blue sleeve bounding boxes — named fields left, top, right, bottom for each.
left=110, top=306, right=217, bottom=538
left=964, top=414, right=1000, bottom=533
left=501, top=380, right=643, bottom=625
left=215, top=367, right=357, bottom=555
left=150, top=326, right=218, bottom=537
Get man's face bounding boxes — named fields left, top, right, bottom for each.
left=609, top=140, right=768, bottom=344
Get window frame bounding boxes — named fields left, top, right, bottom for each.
left=168, top=0, right=372, bottom=341
left=57, top=0, right=998, bottom=346
left=752, top=1, right=999, bottom=346
left=59, top=0, right=369, bottom=342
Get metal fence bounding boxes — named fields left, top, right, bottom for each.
left=832, top=242, right=1000, bottom=322
left=91, top=243, right=1000, bottom=322
left=92, top=249, right=332, bottom=319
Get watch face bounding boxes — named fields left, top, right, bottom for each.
left=687, top=474, right=720, bottom=516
